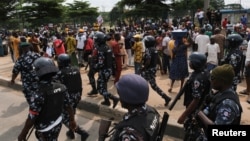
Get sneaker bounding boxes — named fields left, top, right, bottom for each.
left=66, top=130, right=75, bottom=139
left=239, top=89, right=249, bottom=95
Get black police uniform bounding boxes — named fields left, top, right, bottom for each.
left=95, top=43, right=118, bottom=106
left=141, top=46, right=171, bottom=106
left=34, top=81, right=70, bottom=140
left=224, top=47, right=243, bottom=91
left=12, top=50, right=40, bottom=105
left=182, top=70, right=210, bottom=141
left=181, top=53, right=211, bottom=141
left=87, top=44, right=99, bottom=95
left=110, top=105, right=160, bottom=141
left=202, top=88, right=242, bottom=125
left=223, top=33, right=244, bottom=91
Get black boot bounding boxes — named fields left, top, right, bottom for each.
left=101, top=97, right=111, bottom=106
left=66, top=130, right=75, bottom=139
left=109, top=95, right=119, bottom=109
left=87, top=89, right=98, bottom=96
left=162, top=94, right=171, bottom=106
left=75, top=126, right=89, bottom=141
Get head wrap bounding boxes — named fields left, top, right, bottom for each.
left=211, top=64, right=235, bottom=85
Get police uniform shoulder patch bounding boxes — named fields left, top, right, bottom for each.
left=194, top=80, right=200, bottom=89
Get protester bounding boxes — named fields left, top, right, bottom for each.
left=205, top=36, right=220, bottom=72
left=132, top=34, right=143, bottom=74
left=168, top=30, right=189, bottom=93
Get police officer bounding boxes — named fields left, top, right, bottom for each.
left=10, top=42, right=41, bottom=105
left=178, top=52, right=210, bottom=141
left=223, top=33, right=244, bottom=91
left=18, top=57, right=77, bottom=141
left=87, top=42, right=99, bottom=96
left=93, top=31, right=119, bottom=108
left=197, top=64, right=242, bottom=131
left=108, top=74, right=160, bottom=141
left=140, top=35, right=172, bottom=106
left=55, top=53, right=89, bottom=140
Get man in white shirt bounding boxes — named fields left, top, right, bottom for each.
left=76, top=29, right=87, bottom=67
left=195, top=8, right=204, bottom=27
left=195, top=28, right=210, bottom=54
left=239, top=38, right=250, bottom=104
left=205, top=36, right=220, bottom=72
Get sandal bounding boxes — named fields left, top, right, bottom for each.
left=168, top=88, right=172, bottom=93
left=239, top=89, right=248, bottom=95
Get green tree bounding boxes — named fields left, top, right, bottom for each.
left=110, top=0, right=170, bottom=26
left=210, top=0, right=225, bottom=10
left=21, top=0, right=65, bottom=27
left=65, top=0, right=99, bottom=26
left=0, top=0, right=17, bottom=26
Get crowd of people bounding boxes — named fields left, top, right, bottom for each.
left=0, top=9, right=249, bottom=140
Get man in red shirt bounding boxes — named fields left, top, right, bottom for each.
left=53, top=33, right=66, bottom=58
left=222, top=18, right=228, bottom=29
left=107, top=33, right=122, bottom=84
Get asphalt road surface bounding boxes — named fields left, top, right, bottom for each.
left=0, top=85, right=181, bottom=141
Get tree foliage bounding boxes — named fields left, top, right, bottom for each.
left=110, top=0, right=170, bottom=25
left=0, top=0, right=17, bottom=22
left=65, top=0, right=99, bottom=24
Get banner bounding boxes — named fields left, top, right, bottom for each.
left=97, top=15, right=103, bottom=26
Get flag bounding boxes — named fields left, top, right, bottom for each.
left=97, top=15, right=103, bottom=26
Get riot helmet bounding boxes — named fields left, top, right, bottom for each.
left=226, top=33, right=243, bottom=48
left=57, top=53, right=71, bottom=69
left=33, top=57, right=58, bottom=78
left=144, top=35, right=156, bottom=48
left=189, top=52, right=207, bottom=71
left=115, top=74, right=149, bottom=105
left=93, top=31, right=106, bottom=45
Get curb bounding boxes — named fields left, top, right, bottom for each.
left=0, top=76, right=184, bottom=139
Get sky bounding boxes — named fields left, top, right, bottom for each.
left=64, top=0, right=250, bottom=12
left=64, top=0, right=119, bottom=12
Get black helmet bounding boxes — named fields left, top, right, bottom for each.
left=189, top=52, right=207, bottom=70
left=226, top=33, right=243, bottom=48
left=33, top=57, right=58, bottom=77
left=94, top=31, right=106, bottom=45
left=57, top=53, right=71, bottom=68
left=144, top=35, right=156, bottom=48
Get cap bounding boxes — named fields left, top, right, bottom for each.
left=133, top=34, right=141, bottom=39
left=211, top=64, right=235, bottom=85
left=20, top=42, right=30, bottom=48
left=115, top=74, right=149, bottom=105
left=79, top=29, right=84, bottom=33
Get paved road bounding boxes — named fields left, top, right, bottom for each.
left=0, top=85, right=182, bottom=141
left=0, top=52, right=249, bottom=139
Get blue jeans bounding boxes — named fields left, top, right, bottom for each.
left=134, top=62, right=142, bottom=75
left=162, top=54, right=171, bottom=73
left=207, top=63, right=216, bottom=72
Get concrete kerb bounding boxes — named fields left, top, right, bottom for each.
left=0, top=76, right=184, bottom=139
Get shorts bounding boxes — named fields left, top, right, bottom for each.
left=245, top=65, right=250, bottom=77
